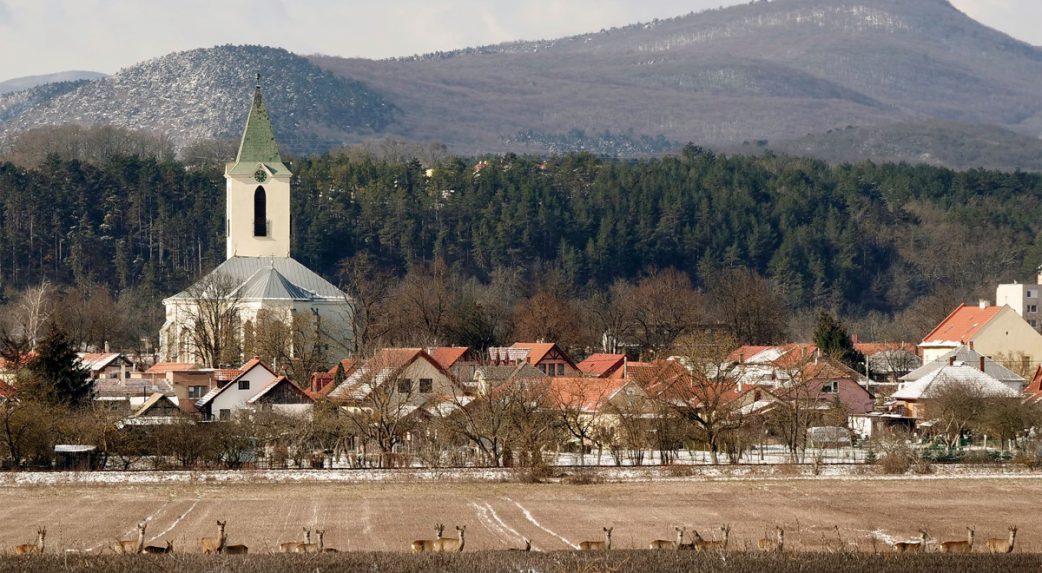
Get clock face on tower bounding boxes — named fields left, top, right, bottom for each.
left=254, top=169, right=267, bottom=183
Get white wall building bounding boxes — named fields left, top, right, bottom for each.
left=160, top=76, right=353, bottom=365
left=996, top=271, right=1042, bottom=330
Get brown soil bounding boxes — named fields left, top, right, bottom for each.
left=0, top=477, right=1036, bottom=554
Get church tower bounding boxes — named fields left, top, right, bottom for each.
left=225, top=74, right=291, bottom=258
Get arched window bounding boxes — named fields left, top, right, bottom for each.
left=253, top=187, right=267, bottom=237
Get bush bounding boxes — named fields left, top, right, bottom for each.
left=877, top=452, right=912, bottom=475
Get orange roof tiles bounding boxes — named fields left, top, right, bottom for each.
left=429, top=347, right=472, bottom=370
left=511, top=342, right=557, bottom=365
left=921, top=304, right=1002, bottom=344
left=544, top=377, right=631, bottom=412
left=1026, top=366, right=1042, bottom=397
left=577, top=354, right=626, bottom=378
left=727, top=346, right=773, bottom=363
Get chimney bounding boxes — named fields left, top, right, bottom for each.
left=979, top=299, right=988, bottom=309
left=979, top=356, right=986, bottom=372
left=949, top=356, right=956, bottom=366
left=852, top=333, right=860, bottom=344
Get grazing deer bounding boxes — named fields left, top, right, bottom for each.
left=222, top=543, right=249, bottom=554
left=411, top=523, right=446, bottom=553
left=758, top=526, right=784, bottom=552
left=893, top=530, right=928, bottom=554
left=939, top=527, right=974, bottom=554
left=301, top=529, right=325, bottom=553
left=199, top=520, right=227, bottom=554
left=114, top=522, right=147, bottom=555
left=579, top=527, right=613, bottom=551
left=508, top=538, right=532, bottom=552
left=142, top=541, right=174, bottom=554
left=695, top=525, right=731, bottom=552
left=279, top=527, right=312, bottom=553
left=986, top=526, right=1017, bottom=554
left=14, top=527, right=46, bottom=555
left=649, top=526, right=684, bottom=550
left=432, top=525, right=467, bottom=553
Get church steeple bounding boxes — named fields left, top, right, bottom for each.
left=229, top=73, right=289, bottom=176
left=224, top=74, right=292, bottom=259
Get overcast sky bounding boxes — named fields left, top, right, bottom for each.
left=1, top=0, right=1039, bottom=81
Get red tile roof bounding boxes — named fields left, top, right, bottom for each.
left=1026, top=366, right=1042, bottom=397
left=544, top=377, right=632, bottom=412
left=727, top=346, right=773, bottom=363
left=511, top=342, right=557, bottom=365
left=921, top=304, right=1002, bottom=344
left=576, top=354, right=626, bottom=378
left=428, top=347, right=472, bottom=370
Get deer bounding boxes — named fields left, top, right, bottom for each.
left=142, top=541, right=174, bottom=554
left=508, top=538, right=532, bottom=552
left=893, top=530, right=928, bottom=554
left=411, top=523, right=446, bottom=553
left=300, top=529, right=325, bottom=553
left=14, top=527, right=46, bottom=555
left=649, top=526, right=684, bottom=550
left=279, top=526, right=312, bottom=553
left=222, top=543, right=249, bottom=554
left=986, top=526, right=1017, bottom=554
left=758, top=526, right=784, bottom=552
left=432, top=525, right=467, bottom=553
left=113, top=522, right=147, bottom=555
left=695, top=525, right=731, bottom=552
left=579, top=527, right=613, bottom=551
left=939, top=527, right=974, bottom=554
left=199, top=520, right=227, bottom=554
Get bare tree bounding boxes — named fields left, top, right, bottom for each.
left=705, top=267, right=789, bottom=345
left=337, top=253, right=395, bottom=354
left=338, top=353, right=423, bottom=468
left=617, top=269, right=707, bottom=359
left=668, top=332, right=746, bottom=464
left=927, top=378, right=988, bottom=449
left=171, top=271, right=243, bottom=368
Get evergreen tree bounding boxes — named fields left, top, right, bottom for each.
left=25, top=325, right=92, bottom=407
left=813, top=311, right=865, bottom=372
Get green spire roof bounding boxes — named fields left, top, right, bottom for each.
left=229, top=74, right=290, bottom=176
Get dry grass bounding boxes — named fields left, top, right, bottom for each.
left=1, top=552, right=1040, bottom=573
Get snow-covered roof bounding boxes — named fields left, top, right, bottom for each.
left=166, top=256, right=345, bottom=303
left=893, top=363, right=1021, bottom=401
left=900, top=346, right=1024, bottom=384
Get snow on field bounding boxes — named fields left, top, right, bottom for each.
left=0, top=464, right=1038, bottom=487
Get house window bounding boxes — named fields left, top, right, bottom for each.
left=822, top=381, right=839, bottom=394
left=1029, top=304, right=1038, bottom=313
left=1029, top=290, right=1037, bottom=298
left=253, top=187, right=267, bottom=237
left=419, top=378, right=433, bottom=394
left=538, top=364, right=547, bottom=374
left=187, top=385, right=207, bottom=399
left=556, top=363, right=565, bottom=376
left=398, top=379, right=413, bottom=394
left=219, top=409, right=231, bottom=421
left=238, top=379, right=250, bottom=391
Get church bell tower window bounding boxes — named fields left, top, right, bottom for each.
left=253, top=186, right=267, bottom=237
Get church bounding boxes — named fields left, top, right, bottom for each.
left=159, top=77, right=353, bottom=366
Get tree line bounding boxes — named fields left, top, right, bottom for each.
left=1, top=142, right=1040, bottom=352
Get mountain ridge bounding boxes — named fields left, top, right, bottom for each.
left=1, top=0, right=1039, bottom=169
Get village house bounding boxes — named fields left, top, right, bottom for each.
left=488, top=342, right=579, bottom=377
left=76, top=352, right=136, bottom=382
left=428, top=346, right=481, bottom=382
left=195, top=358, right=313, bottom=420
left=144, top=362, right=234, bottom=415
left=919, top=302, right=1042, bottom=367
left=308, top=358, right=358, bottom=399
left=327, top=348, right=462, bottom=409
left=892, top=360, right=1021, bottom=420
left=901, top=346, right=1026, bottom=393
left=118, top=393, right=185, bottom=427
left=471, top=362, right=545, bottom=394
left=576, top=353, right=627, bottom=378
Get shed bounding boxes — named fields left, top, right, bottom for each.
left=54, top=445, right=100, bottom=470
